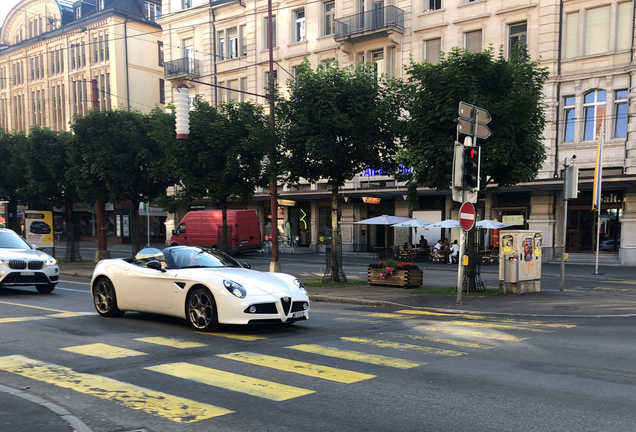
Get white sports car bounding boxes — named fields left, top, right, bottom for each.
left=91, top=246, right=310, bottom=331
left=0, top=228, right=59, bottom=293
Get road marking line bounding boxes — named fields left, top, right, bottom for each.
left=341, top=337, right=466, bottom=356
left=396, top=310, right=576, bottom=328
left=61, top=343, right=147, bottom=359
left=367, top=313, right=413, bottom=320
left=384, top=333, right=497, bottom=349
left=218, top=352, right=375, bottom=383
left=146, top=362, right=314, bottom=401
left=0, top=300, right=74, bottom=314
left=413, top=325, right=530, bottom=342
left=58, top=280, right=91, bottom=285
left=135, top=337, right=207, bottom=349
left=197, top=332, right=266, bottom=341
left=446, top=321, right=555, bottom=333
left=0, top=316, right=49, bottom=323
left=0, top=355, right=232, bottom=423
left=286, top=344, right=422, bottom=369
left=55, top=287, right=91, bottom=293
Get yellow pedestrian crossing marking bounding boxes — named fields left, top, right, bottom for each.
left=0, top=355, right=232, bottom=422
left=61, top=343, right=147, bottom=359
left=0, top=316, right=49, bottom=323
left=384, top=333, right=497, bottom=350
left=414, top=325, right=530, bottom=342
left=135, top=337, right=207, bottom=349
left=0, top=300, right=76, bottom=314
left=146, top=362, right=314, bottom=401
left=218, top=352, right=375, bottom=383
left=446, top=321, right=555, bottom=333
left=0, top=301, right=87, bottom=324
left=197, top=332, right=266, bottom=341
left=287, top=344, right=422, bottom=369
left=396, top=310, right=576, bottom=328
left=341, top=337, right=466, bottom=356
left=367, top=313, right=413, bottom=320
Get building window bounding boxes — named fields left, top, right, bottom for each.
left=465, top=29, right=482, bottom=53
left=218, top=31, right=225, bottom=60
left=145, top=2, right=161, bottom=21
left=424, top=38, right=441, bottom=64
left=75, top=8, right=81, bottom=20
left=228, top=79, right=239, bottom=101
left=583, top=90, right=606, bottom=141
left=240, top=25, right=247, bottom=56
left=426, top=0, right=441, bottom=11
left=321, top=58, right=335, bottom=69
left=614, top=90, right=628, bottom=139
left=565, top=12, right=578, bottom=59
left=294, top=9, right=306, bottom=42
left=585, top=6, right=610, bottom=56
left=508, top=22, right=527, bottom=57
left=324, top=2, right=335, bottom=36
left=182, top=0, right=191, bottom=9
left=563, top=96, right=575, bottom=142
left=618, top=2, right=632, bottom=51
left=158, top=41, right=164, bottom=66
left=159, top=79, right=165, bottom=104
left=228, top=28, right=238, bottom=59
left=372, top=50, right=384, bottom=80
left=240, top=77, right=247, bottom=101
left=264, top=16, right=276, bottom=49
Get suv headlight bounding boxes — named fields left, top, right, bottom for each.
left=223, top=279, right=246, bottom=298
left=293, top=279, right=308, bottom=296
left=45, top=257, right=57, bottom=266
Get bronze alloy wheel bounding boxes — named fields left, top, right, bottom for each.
left=93, top=278, right=124, bottom=317
left=187, top=288, right=218, bottom=331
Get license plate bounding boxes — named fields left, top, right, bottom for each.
left=292, top=312, right=305, bottom=319
left=21, top=272, right=35, bottom=276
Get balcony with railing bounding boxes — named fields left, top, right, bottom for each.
left=334, top=5, right=405, bottom=43
left=164, top=57, right=201, bottom=80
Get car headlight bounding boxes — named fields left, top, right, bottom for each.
left=223, top=279, right=246, bottom=299
left=293, top=279, right=308, bottom=296
left=45, top=257, right=57, bottom=266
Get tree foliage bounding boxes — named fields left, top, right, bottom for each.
left=398, top=45, right=549, bottom=193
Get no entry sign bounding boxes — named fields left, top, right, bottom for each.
left=459, top=202, right=476, bottom=231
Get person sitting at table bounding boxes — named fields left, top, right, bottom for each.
left=419, top=235, right=428, bottom=250
left=442, top=238, right=449, bottom=249
left=434, top=239, right=442, bottom=252
left=449, top=240, right=460, bottom=264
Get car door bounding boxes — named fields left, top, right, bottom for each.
left=119, top=264, right=177, bottom=310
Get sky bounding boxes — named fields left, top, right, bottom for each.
left=0, top=1, right=18, bottom=29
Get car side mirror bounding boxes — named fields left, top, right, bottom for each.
left=242, top=262, right=251, bottom=269
left=147, top=260, right=165, bottom=272
left=172, top=230, right=176, bottom=235
left=31, top=244, right=42, bottom=250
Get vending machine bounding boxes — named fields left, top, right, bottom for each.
left=498, top=230, right=542, bottom=294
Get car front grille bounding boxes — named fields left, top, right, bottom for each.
left=28, top=261, right=44, bottom=270
left=1, top=272, right=51, bottom=285
left=244, top=303, right=278, bottom=314
left=281, top=297, right=292, bottom=316
left=8, top=260, right=27, bottom=270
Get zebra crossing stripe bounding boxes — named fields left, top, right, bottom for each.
left=197, top=332, right=266, bottom=341
left=218, top=352, right=375, bottom=383
left=446, top=321, right=555, bottom=333
left=146, top=362, right=314, bottom=401
left=135, top=337, right=207, bottom=348
left=0, top=316, right=49, bottom=323
left=396, top=310, right=576, bottom=328
left=384, top=333, right=497, bottom=350
left=286, top=344, right=422, bottom=369
left=0, top=355, right=232, bottom=422
left=414, top=325, right=530, bottom=341
left=341, top=337, right=466, bottom=356
left=366, top=313, right=414, bottom=320
left=61, top=343, right=147, bottom=359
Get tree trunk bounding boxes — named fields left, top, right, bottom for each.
left=8, top=200, right=18, bottom=234
left=65, top=202, right=77, bottom=262
left=330, top=184, right=341, bottom=282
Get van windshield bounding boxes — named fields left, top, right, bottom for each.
left=170, top=247, right=242, bottom=269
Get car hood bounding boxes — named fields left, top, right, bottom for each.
left=175, top=267, right=300, bottom=296
left=0, top=248, right=53, bottom=261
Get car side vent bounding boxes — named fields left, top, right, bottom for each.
left=174, top=282, right=186, bottom=289
left=8, top=260, right=26, bottom=270
left=28, top=261, right=44, bottom=270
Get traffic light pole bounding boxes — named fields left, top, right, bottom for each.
left=456, top=204, right=465, bottom=305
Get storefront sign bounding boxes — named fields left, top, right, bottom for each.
left=189, top=205, right=206, bottom=210
left=24, top=210, right=54, bottom=248
left=362, top=197, right=381, bottom=204
left=73, top=203, right=91, bottom=212
left=502, top=215, right=524, bottom=225
left=278, top=199, right=296, bottom=207
left=122, top=215, right=130, bottom=237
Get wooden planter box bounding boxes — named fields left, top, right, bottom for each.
left=367, top=268, right=423, bottom=288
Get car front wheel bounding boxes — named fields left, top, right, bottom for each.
left=187, top=287, right=218, bottom=331
left=93, top=278, right=125, bottom=317
left=36, top=283, right=56, bottom=294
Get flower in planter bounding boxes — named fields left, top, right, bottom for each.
left=379, top=266, right=394, bottom=279
left=369, top=259, right=419, bottom=271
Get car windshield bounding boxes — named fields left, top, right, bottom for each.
left=0, top=232, right=31, bottom=249
left=169, top=247, right=242, bottom=269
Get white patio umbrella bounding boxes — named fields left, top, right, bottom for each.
left=426, top=219, right=460, bottom=229
left=353, top=215, right=414, bottom=225
left=390, top=219, right=432, bottom=228
left=476, top=219, right=511, bottom=229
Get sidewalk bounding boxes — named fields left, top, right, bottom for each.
left=58, top=249, right=636, bottom=318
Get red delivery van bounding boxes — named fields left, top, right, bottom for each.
left=170, top=210, right=262, bottom=254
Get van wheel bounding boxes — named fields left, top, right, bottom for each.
left=171, top=242, right=178, bottom=246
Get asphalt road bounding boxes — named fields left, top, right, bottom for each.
left=2, top=277, right=636, bottom=432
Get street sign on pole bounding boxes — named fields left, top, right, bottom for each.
left=457, top=101, right=491, bottom=139
left=459, top=202, right=476, bottom=231
left=475, top=123, right=491, bottom=139
left=475, top=108, right=492, bottom=125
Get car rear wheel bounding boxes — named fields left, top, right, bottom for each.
left=36, top=283, right=56, bottom=294
left=187, top=287, right=218, bottom=331
left=93, top=278, right=124, bottom=317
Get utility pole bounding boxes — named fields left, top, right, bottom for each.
left=267, top=0, right=280, bottom=272
left=560, top=155, right=578, bottom=291
left=92, top=79, right=110, bottom=262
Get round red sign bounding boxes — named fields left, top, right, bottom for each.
left=459, top=202, right=476, bottom=231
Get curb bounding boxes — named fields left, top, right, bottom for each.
left=0, top=383, right=93, bottom=432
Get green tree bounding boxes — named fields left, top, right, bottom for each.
left=151, top=99, right=270, bottom=251
left=0, top=130, right=25, bottom=232
left=398, top=45, right=549, bottom=193
left=278, top=60, right=402, bottom=282
left=70, top=109, right=172, bottom=254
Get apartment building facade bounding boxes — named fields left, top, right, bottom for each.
left=159, top=0, right=636, bottom=265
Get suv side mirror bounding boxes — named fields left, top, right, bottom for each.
left=147, top=260, right=165, bottom=272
